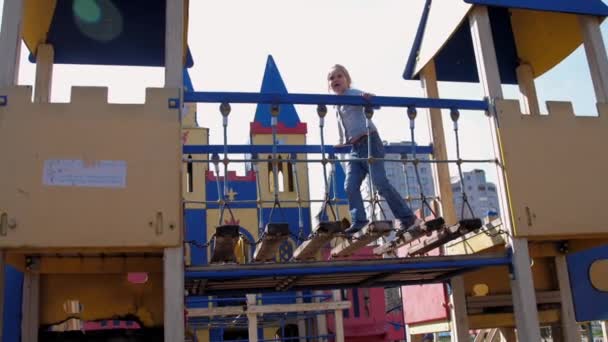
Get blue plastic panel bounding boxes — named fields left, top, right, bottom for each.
left=567, top=244, right=608, bottom=321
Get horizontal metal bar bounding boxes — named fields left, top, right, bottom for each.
left=184, top=91, right=489, bottom=111
left=183, top=144, right=433, bottom=155
left=185, top=255, right=511, bottom=280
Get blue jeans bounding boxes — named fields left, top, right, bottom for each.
left=345, top=132, right=415, bottom=226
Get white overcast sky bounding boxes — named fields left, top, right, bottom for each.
left=1, top=0, right=606, bottom=211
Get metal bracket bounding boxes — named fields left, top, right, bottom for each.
left=168, top=98, right=180, bottom=109
left=25, top=256, right=40, bottom=271
left=0, top=96, right=7, bottom=106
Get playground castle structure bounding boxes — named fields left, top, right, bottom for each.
left=0, top=1, right=608, bottom=341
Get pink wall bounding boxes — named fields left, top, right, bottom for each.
left=399, top=240, right=450, bottom=324
left=327, top=247, right=390, bottom=341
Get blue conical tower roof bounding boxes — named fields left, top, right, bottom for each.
left=252, top=55, right=302, bottom=130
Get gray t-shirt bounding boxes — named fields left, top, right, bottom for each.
left=336, top=88, right=377, bottom=144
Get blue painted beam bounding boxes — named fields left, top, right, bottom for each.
left=184, top=91, right=489, bottom=111
left=185, top=255, right=511, bottom=280
left=183, top=144, right=433, bottom=155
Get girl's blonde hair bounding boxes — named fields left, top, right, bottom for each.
left=327, top=64, right=352, bottom=90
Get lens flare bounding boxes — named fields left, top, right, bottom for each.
left=73, top=0, right=101, bottom=23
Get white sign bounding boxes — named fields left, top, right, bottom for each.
left=43, top=160, right=127, bottom=188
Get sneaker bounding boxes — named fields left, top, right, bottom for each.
left=344, top=220, right=369, bottom=235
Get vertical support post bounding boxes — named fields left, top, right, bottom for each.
left=579, top=15, right=608, bottom=104
left=515, top=63, right=540, bottom=115
left=469, top=6, right=541, bottom=342
left=314, top=290, right=328, bottom=341
left=246, top=294, right=258, bottom=342
left=164, top=0, right=185, bottom=341
left=448, top=277, right=470, bottom=342
left=0, top=0, right=23, bottom=87
left=0, top=1, right=24, bottom=340
left=21, top=272, right=39, bottom=342
left=165, top=0, right=185, bottom=88
left=332, top=290, right=344, bottom=342
left=20, top=41, right=52, bottom=342
left=34, top=44, right=54, bottom=103
left=601, top=321, right=607, bottom=341
left=421, top=61, right=470, bottom=342
left=296, top=291, right=307, bottom=342
left=164, top=249, right=184, bottom=341
left=0, top=253, right=4, bottom=342
left=555, top=255, right=581, bottom=342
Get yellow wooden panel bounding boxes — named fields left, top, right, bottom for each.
left=510, top=10, right=582, bottom=78
left=251, top=134, right=310, bottom=208
left=445, top=229, right=506, bottom=255
left=183, top=127, right=208, bottom=209
left=40, top=273, right=163, bottom=326
left=0, top=86, right=181, bottom=249
left=467, top=309, right=559, bottom=330
left=22, top=0, right=57, bottom=55
left=463, top=258, right=555, bottom=296
left=196, top=329, right=210, bottom=342
left=36, top=256, right=162, bottom=274
left=590, top=259, right=608, bottom=292
left=496, top=99, right=608, bottom=238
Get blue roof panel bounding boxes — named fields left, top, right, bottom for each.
left=253, top=55, right=301, bottom=128
left=30, top=0, right=193, bottom=67
left=465, top=0, right=608, bottom=16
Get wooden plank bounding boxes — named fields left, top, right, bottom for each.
left=332, top=290, right=344, bottom=342
left=293, top=221, right=344, bottom=261
left=296, top=291, right=307, bottom=342
left=449, top=276, right=469, bottom=342
left=164, top=0, right=184, bottom=88
left=421, top=62, right=457, bottom=224
left=373, top=218, right=446, bottom=255
left=247, top=294, right=258, bottom=342
left=164, top=0, right=185, bottom=340
left=0, top=0, right=23, bottom=87
left=187, top=300, right=351, bottom=317
left=254, top=223, right=289, bottom=262
left=314, top=290, right=328, bottom=341
left=469, top=6, right=541, bottom=342
left=579, top=15, right=608, bottom=103
left=21, top=272, right=39, bottom=342
left=405, top=221, right=479, bottom=256
left=421, top=61, right=470, bottom=342
left=555, top=255, right=581, bottom=342
left=293, top=232, right=333, bottom=261
left=466, top=291, right=560, bottom=310
left=515, top=63, right=540, bottom=115
left=210, top=225, right=240, bottom=263
left=34, top=44, right=54, bottom=103
left=331, top=221, right=392, bottom=257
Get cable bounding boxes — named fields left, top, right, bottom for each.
left=407, top=106, right=438, bottom=219
left=450, top=108, right=477, bottom=220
